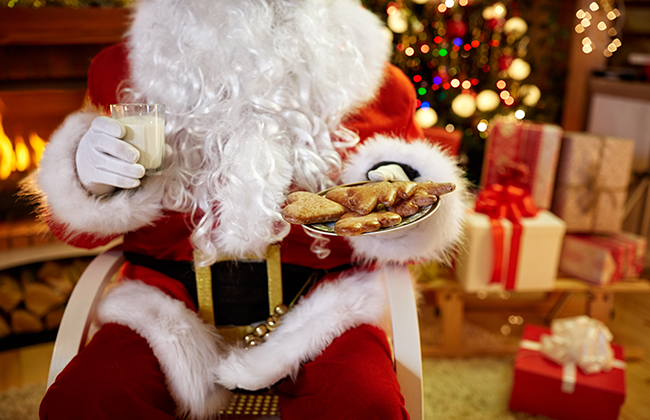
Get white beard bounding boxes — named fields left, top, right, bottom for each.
left=124, top=0, right=390, bottom=264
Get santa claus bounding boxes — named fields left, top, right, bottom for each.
left=26, top=0, right=468, bottom=419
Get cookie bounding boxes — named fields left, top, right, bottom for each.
left=388, top=199, right=420, bottom=217
left=415, top=181, right=456, bottom=197
left=346, top=181, right=398, bottom=215
left=334, top=211, right=402, bottom=236
left=408, top=190, right=439, bottom=207
left=282, top=191, right=349, bottom=225
left=324, top=187, right=352, bottom=208
left=392, top=181, right=420, bottom=199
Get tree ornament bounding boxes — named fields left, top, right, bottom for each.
left=451, top=93, right=477, bottom=118
left=387, top=9, right=409, bottom=34
left=519, top=84, right=541, bottom=106
left=507, top=58, right=531, bottom=81
left=498, top=54, right=514, bottom=71
left=415, top=107, right=439, bottom=128
left=504, top=17, right=528, bottom=38
left=446, top=14, right=468, bottom=38
left=476, top=90, right=501, bottom=112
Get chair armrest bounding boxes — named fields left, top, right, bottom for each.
left=383, top=265, right=423, bottom=420
left=47, top=250, right=126, bottom=389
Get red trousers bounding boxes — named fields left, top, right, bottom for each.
left=40, top=323, right=409, bottom=420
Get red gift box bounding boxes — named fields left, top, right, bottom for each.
left=509, top=324, right=626, bottom=420
left=481, top=120, right=562, bottom=209
left=560, top=232, right=644, bottom=285
left=611, top=232, right=647, bottom=278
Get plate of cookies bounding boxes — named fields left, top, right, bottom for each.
left=281, top=180, right=455, bottom=237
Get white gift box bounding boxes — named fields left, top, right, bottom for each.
left=455, top=210, right=566, bottom=292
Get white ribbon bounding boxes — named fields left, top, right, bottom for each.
left=520, top=316, right=626, bottom=394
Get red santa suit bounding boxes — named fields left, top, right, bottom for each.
left=29, top=1, right=468, bottom=419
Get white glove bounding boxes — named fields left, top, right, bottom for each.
left=367, top=164, right=410, bottom=182
left=76, top=116, right=145, bottom=196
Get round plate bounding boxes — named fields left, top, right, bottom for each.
left=302, top=181, right=441, bottom=237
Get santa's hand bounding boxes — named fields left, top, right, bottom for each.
left=367, top=164, right=410, bottom=182
left=75, top=116, right=145, bottom=196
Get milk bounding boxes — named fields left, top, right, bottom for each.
left=117, top=115, right=165, bottom=174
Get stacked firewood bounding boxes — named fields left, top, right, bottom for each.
left=0, top=258, right=90, bottom=338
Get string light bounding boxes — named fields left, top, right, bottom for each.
left=363, top=0, right=539, bottom=145
left=574, top=0, right=624, bottom=56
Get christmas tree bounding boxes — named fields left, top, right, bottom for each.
left=361, top=0, right=568, bottom=183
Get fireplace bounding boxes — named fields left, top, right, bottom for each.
left=0, top=6, right=128, bottom=251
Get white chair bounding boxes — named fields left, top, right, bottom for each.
left=47, top=250, right=424, bottom=420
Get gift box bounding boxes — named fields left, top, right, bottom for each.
left=552, top=133, right=634, bottom=233
left=454, top=209, right=566, bottom=292
left=481, top=120, right=563, bottom=209
left=612, top=231, right=647, bottom=277
left=559, top=234, right=629, bottom=285
left=560, top=232, right=647, bottom=284
left=509, top=320, right=626, bottom=420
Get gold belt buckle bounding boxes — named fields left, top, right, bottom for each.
left=193, top=244, right=283, bottom=328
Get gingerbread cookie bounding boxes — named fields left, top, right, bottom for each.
left=334, top=211, right=402, bottom=236
left=415, top=181, right=456, bottom=197
left=391, top=181, right=419, bottom=199
left=388, top=200, right=420, bottom=217
left=282, top=191, right=349, bottom=225
left=346, top=181, right=398, bottom=215
left=324, top=187, right=352, bottom=208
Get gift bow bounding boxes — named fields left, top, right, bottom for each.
left=475, top=182, right=538, bottom=221
left=475, top=162, right=538, bottom=289
left=540, top=315, right=616, bottom=375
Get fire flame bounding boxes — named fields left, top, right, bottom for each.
left=0, top=114, right=46, bottom=181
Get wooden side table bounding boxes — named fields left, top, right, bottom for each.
left=413, top=266, right=650, bottom=359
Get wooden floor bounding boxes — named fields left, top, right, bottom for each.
left=1, top=293, right=649, bottom=420
left=607, top=292, right=650, bottom=420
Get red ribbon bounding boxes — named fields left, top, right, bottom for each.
left=475, top=165, right=538, bottom=290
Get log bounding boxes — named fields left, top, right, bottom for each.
left=21, top=269, right=66, bottom=317
left=44, top=307, right=65, bottom=331
left=11, top=308, right=43, bottom=334
left=0, top=316, right=10, bottom=339
left=37, top=261, right=74, bottom=297
left=0, top=273, right=23, bottom=313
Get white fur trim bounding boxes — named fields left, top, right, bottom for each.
left=22, top=110, right=166, bottom=238
left=96, top=281, right=231, bottom=419
left=215, top=269, right=388, bottom=391
left=341, top=135, right=470, bottom=264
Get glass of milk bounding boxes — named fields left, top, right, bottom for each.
left=110, top=103, right=166, bottom=176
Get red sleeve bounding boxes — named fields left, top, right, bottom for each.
left=342, top=64, right=424, bottom=142
left=46, top=213, right=120, bottom=250
left=87, top=41, right=131, bottom=113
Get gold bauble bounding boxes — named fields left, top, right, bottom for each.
left=504, top=17, right=528, bottom=38
left=476, top=90, right=501, bottom=112
left=508, top=58, right=531, bottom=81
left=519, top=84, right=541, bottom=106
left=414, top=107, right=438, bottom=128
left=451, top=94, right=477, bottom=118
left=387, top=11, right=408, bottom=34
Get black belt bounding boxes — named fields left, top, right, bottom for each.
left=123, top=251, right=353, bottom=326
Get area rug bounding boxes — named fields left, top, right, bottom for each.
left=423, top=357, right=550, bottom=420
left=0, top=382, right=44, bottom=420
left=0, top=358, right=548, bottom=420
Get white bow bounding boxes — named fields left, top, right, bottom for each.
left=540, top=315, right=615, bottom=375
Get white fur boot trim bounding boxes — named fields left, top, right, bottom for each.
left=22, top=110, right=166, bottom=239
left=96, top=280, right=231, bottom=420
left=214, top=269, right=388, bottom=391
left=341, top=135, right=470, bottom=265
